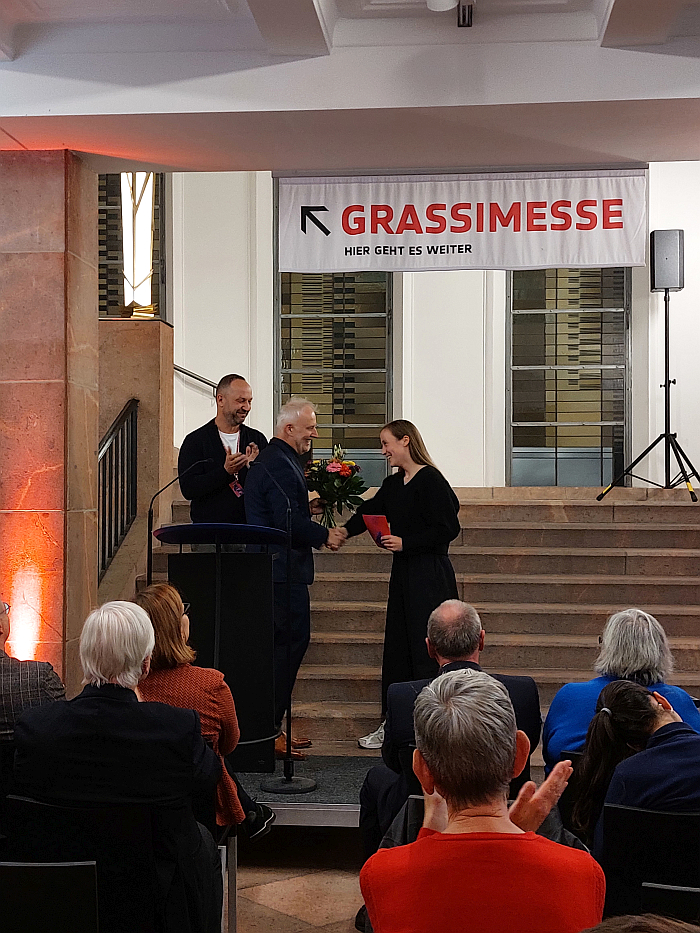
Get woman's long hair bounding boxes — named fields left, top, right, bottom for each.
left=382, top=420, right=437, bottom=470
left=572, top=680, right=658, bottom=839
left=134, top=583, right=196, bottom=671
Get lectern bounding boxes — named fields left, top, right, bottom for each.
left=153, top=523, right=286, bottom=772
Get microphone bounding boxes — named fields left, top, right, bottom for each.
left=146, top=458, right=214, bottom=585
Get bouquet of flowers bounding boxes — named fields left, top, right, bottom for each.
left=305, top=445, right=367, bottom=528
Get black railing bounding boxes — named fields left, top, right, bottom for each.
left=98, top=399, right=139, bottom=581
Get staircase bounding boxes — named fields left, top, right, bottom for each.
left=152, top=488, right=700, bottom=771
left=295, top=487, right=700, bottom=769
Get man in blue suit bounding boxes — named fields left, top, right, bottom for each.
left=359, top=599, right=542, bottom=858
left=245, top=398, right=345, bottom=756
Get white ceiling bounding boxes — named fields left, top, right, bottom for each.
left=1, top=0, right=700, bottom=171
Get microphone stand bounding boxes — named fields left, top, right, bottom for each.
left=253, top=460, right=317, bottom=794
left=146, top=459, right=213, bottom=586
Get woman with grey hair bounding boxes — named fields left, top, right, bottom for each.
left=543, top=608, right=700, bottom=771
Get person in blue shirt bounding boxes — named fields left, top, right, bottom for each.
left=543, top=608, right=700, bottom=772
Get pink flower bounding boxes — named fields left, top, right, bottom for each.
left=326, top=462, right=342, bottom=472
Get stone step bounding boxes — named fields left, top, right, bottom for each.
left=473, top=603, right=700, bottom=637
left=311, top=600, right=700, bottom=637
left=292, top=701, right=381, bottom=741
left=293, top=665, right=382, bottom=703
left=454, top=488, right=694, bottom=501
left=311, top=571, right=700, bottom=605
left=304, top=740, right=381, bottom=758
left=458, top=523, right=700, bottom=549
left=311, top=601, right=387, bottom=633
left=461, top=574, right=700, bottom=606
left=314, top=545, right=700, bottom=577
left=457, top=501, right=700, bottom=524
left=305, top=631, right=700, bottom=670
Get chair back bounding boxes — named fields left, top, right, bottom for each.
left=4, top=795, right=158, bottom=933
left=0, top=860, right=98, bottom=933
left=601, top=803, right=700, bottom=917
left=555, top=749, right=585, bottom=838
left=397, top=745, right=422, bottom=798
left=642, top=882, right=700, bottom=923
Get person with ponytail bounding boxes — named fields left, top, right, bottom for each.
left=340, top=420, right=460, bottom=748
left=571, top=678, right=700, bottom=858
left=572, top=681, right=662, bottom=846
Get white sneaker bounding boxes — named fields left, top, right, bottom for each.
left=358, top=722, right=385, bottom=750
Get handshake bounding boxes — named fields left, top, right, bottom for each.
left=325, top=526, right=348, bottom=552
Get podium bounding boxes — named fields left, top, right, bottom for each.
left=153, top=523, right=286, bottom=773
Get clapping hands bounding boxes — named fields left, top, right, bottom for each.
left=224, top=443, right=259, bottom=475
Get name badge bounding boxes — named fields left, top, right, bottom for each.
left=229, top=480, right=244, bottom=498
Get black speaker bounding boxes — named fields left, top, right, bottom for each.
left=651, top=229, right=684, bottom=292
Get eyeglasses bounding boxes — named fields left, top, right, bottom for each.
left=1, top=602, right=9, bottom=615
left=182, top=603, right=190, bottom=616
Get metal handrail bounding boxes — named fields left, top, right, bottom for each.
left=98, top=399, right=139, bottom=581
left=99, top=398, right=139, bottom=459
left=174, top=364, right=217, bottom=391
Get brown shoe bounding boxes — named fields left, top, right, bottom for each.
left=291, top=735, right=312, bottom=750
left=275, top=735, right=306, bottom=760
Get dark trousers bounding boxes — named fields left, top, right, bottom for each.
left=273, top=582, right=311, bottom=729
left=382, top=554, right=458, bottom=713
left=359, top=764, right=409, bottom=861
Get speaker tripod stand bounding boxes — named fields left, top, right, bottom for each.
left=597, top=288, right=699, bottom=503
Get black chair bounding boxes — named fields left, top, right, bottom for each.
left=0, top=860, right=98, bottom=933
left=397, top=744, right=422, bottom=797
left=4, top=795, right=159, bottom=933
left=642, top=882, right=700, bottom=923
left=556, top=749, right=585, bottom=839
left=600, top=804, right=700, bottom=917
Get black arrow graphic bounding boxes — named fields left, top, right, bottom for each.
left=301, top=205, right=331, bottom=236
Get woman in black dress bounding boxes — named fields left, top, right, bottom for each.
left=341, top=420, right=460, bottom=747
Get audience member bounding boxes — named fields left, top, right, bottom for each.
left=571, top=681, right=672, bottom=846
left=360, top=668, right=605, bottom=933
left=0, top=597, right=65, bottom=742
left=543, top=609, right=700, bottom=770
left=359, top=599, right=541, bottom=858
left=12, top=601, right=223, bottom=933
left=135, top=583, right=275, bottom=840
left=585, top=917, right=700, bottom=932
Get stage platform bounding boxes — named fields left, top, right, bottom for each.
left=237, top=755, right=374, bottom=827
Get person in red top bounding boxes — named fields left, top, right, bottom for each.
left=360, top=668, right=605, bottom=933
left=135, top=583, right=275, bottom=839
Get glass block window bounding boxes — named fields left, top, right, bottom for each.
left=509, top=268, right=629, bottom=486
left=99, top=173, right=166, bottom=319
left=278, top=272, right=392, bottom=487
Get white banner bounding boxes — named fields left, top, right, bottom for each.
left=278, top=170, right=647, bottom=272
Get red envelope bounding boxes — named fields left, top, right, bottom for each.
left=363, top=515, right=391, bottom=548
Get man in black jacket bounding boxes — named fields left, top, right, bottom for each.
left=245, top=398, right=345, bottom=755
left=178, top=373, right=268, bottom=526
left=359, top=599, right=542, bottom=858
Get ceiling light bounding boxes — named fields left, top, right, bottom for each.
left=427, top=0, right=458, bottom=11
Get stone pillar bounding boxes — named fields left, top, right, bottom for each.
left=0, top=151, right=98, bottom=695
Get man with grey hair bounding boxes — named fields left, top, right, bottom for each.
left=543, top=607, right=700, bottom=770
left=359, top=599, right=540, bottom=858
left=360, top=669, right=605, bottom=933
left=12, top=601, right=222, bottom=932
left=246, top=398, right=346, bottom=756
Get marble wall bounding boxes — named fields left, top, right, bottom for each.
left=0, top=150, right=98, bottom=694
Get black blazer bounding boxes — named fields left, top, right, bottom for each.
left=12, top=684, right=220, bottom=849
left=244, top=438, right=328, bottom=584
left=383, top=660, right=542, bottom=798
left=178, top=419, right=268, bottom=524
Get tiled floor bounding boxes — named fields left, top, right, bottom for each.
left=236, top=825, right=364, bottom=932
